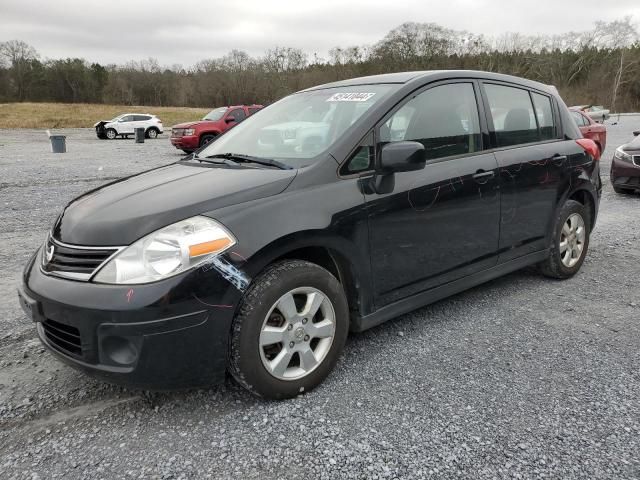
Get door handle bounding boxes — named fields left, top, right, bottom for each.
left=552, top=154, right=567, bottom=162
left=472, top=170, right=495, bottom=183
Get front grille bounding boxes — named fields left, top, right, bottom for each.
left=633, top=155, right=640, bottom=167
left=42, top=236, right=120, bottom=281
left=42, top=319, right=82, bottom=357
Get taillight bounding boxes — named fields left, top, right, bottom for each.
left=576, top=138, right=600, bottom=161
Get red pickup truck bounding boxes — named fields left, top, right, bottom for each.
left=171, top=105, right=263, bottom=153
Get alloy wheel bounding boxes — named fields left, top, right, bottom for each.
left=259, top=287, right=336, bottom=381
left=560, top=213, right=586, bottom=268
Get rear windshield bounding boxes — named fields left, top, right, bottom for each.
left=199, top=84, right=393, bottom=167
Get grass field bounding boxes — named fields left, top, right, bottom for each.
left=0, top=103, right=211, bottom=129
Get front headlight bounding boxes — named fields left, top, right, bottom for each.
left=614, top=147, right=632, bottom=163
left=184, top=128, right=195, bottom=136
left=93, top=216, right=236, bottom=284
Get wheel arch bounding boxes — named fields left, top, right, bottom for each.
left=200, top=130, right=220, bottom=139
left=241, top=232, right=373, bottom=325
left=568, top=187, right=596, bottom=229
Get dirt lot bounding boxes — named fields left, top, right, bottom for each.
left=1, top=122, right=639, bottom=479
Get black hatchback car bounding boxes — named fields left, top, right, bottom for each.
left=19, top=71, right=601, bottom=399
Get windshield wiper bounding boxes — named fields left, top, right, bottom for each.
left=204, top=153, right=293, bottom=170
left=188, top=152, right=239, bottom=167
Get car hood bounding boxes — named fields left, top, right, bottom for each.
left=93, top=120, right=112, bottom=127
left=53, top=163, right=297, bottom=246
left=172, top=120, right=214, bottom=129
left=623, top=135, right=640, bottom=152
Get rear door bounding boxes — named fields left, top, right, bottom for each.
left=136, top=115, right=152, bottom=130
left=365, top=81, right=501, bottom=306
left=481, top=82, right=570, bottom=262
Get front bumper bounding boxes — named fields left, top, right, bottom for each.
left=170, top=135, right=199, bottom=150
left=611, top=155, right=640, bottom=190
left=19, top=250, right=244, bottom=389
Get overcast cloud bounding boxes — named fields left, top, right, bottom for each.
left=1, top=0, right=639, bottom=67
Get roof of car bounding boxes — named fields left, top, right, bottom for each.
left=303, top=70, right=554, bottom=94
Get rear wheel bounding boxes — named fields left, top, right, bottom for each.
left=105, top=128, right=117, bottom=140
left=146, top=127, right=159, bottom=139
left=540, top=200, right=590, bottom=279
left=229, top=260, right=349, bottom=399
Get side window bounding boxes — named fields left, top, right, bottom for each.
left=484, top=84, right=539, bottom=147
left=378, top=82, right=481, bottom=161
left=228, top=109, right=247, bottom=122
left=120, top=115, right=134, bottom=122
left=341, top=133, right=374, bottom=175
left=532, top=93, right=556, bottom=140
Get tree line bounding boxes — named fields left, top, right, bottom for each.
left=1, top=18, right=639, bottom=111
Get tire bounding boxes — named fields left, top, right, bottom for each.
left=182, top=149, right=193, bottom=154
left=146, top=127, right=159, bottom=139
left=613, top=185, right=634, bottom=195
left=539, top=200, right=590, bottom=279
left=199, top=134, right=217, bottom=148
left=229, top=260, right=349, bottom=399
left=105, top=128, right=117, bottom=140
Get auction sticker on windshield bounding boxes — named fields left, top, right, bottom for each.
left=326, top=92, right=376, bottom=102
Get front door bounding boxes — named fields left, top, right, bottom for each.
left=365, top=81, right=501, bottom=307
left=118, top=115, right=135, bottom=135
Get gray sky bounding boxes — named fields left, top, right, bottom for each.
left=1, top=0, right=639, bottom=67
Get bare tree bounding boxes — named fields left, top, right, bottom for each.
left=0, top=40, right=39, bottom=100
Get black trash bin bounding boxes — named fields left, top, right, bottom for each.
left=135, top=127, right=145, bottom=143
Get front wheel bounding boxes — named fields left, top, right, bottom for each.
left=199, top=134, right=217, bottom=148
left=229, top=260, right=349, bottom=399
left=105, top=128, right=117, bottom=140
left=540, top=200, right=590, bottom=279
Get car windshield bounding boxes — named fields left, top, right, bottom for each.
left=199, top=84, right=393, bottom=167
left=203, top=108, right=227, bottom=121
left=110, top=115, right=124, bottom=122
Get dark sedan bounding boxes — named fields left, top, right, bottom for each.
left=611, top=131, right=640, bottom=194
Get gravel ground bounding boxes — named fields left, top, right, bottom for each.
left=1, top=121, right=639, bottom=479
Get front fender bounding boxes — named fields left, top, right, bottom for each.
left=207, top=174, right=373, bottom=314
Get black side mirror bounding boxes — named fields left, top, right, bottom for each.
left=633, top=130, right=639, bottom=137
left=379, top=141, right=427, bottom=173
left=225, top=117, right=236, bottom=124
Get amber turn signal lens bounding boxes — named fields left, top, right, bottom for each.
left=189, top=238, right=232, bottom=257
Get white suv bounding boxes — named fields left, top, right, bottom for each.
left=94, top=114, right=164, bottom=140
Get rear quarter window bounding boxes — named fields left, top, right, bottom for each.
left=531, top=93, right=556, bottom=140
